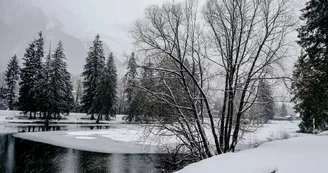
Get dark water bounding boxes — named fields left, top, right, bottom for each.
left=0, top=125, right=180, bottom=173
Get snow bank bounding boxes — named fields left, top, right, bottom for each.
left=14, top=128, right=158, bottom=154
left=0, top=110, right=127, bottom=124
left=176, top=135, right=328, bottom=173
left=234, top=120, right=302, bottom=150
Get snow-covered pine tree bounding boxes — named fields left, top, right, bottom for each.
left=33, top=32, right=45, bottom=116
left=124, top=52, right=138, bottom=122
left=19, top=42, right=37, bottom=118
left=19, top=32, right=44, bottom=118
left=49, top=41, right=74, bottom=119
left=257, top=79, right=275, bottom=123
left=293, top=0, right=328, bottom=132
left=37, top=44, right=53, bottom=119
left=63, top=64, right=74, bottom=116
left=95, top=52, right=117, bottom=122
left=4, top=55, right=20, bottom=110
left=81, top=34, right=105, bottom=120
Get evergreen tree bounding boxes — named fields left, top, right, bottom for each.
left=33, top=32, right=45, bottom=115
left=280, top=103, right=288, bottom=117
left=74, top=79, right=83, bottom=112
left=124, top=52, right=138, bottom=121
left=19, top=32, right=44, bottom=118
left=49, top=41, right=74, bottom=119
left=257, top=80, right=275, bottom=123
left=37, top=45, right=52, bottom=118
left=293, top=0, right=328, bottom=132
left=19, top=42, right=37, bottom=117
left=95, top=52, right=117, bottom=122
left=4, top=55, right=20, bottom=110
left=0, top=73, right=7, bottom=110
left=81, top=34, right=105, bottom=120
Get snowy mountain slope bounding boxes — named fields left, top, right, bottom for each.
left=0, top=0, right=123, bottom=75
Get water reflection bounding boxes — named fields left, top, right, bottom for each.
left=0, top=134, right=15, bottom=173
left=1, top=125, right=114, bottom=133
left=12, top=137, right=164, bottom=173
left=0, top=126, right=175, bottom=173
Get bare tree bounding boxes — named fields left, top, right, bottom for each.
left=204, top=0, right=294, bottom=152
left=131, top=0, right=294, bottom=161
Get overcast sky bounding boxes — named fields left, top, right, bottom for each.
left=28, top=0, right=179, bottom=56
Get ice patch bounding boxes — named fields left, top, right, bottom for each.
left=75, top=136, right=95, bottom=140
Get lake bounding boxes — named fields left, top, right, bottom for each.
left=0, top=124, right=183, bottom=173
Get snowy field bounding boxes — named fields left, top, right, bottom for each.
left=176, top=133, right=328, bottom=173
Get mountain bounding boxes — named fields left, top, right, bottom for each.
left=0, top=0, right=123, bottom=75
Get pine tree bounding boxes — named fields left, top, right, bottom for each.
left=33, top=32, right=45, bottom=116
left=4, top=55, right=20, bottom=110
left=293, top=0, right=328, bottom=132
left=124, top=52, right=138, bottom=121
left=257, top=80, right=275, bottom=123
left=95, top=52, right=118, bottom=122
left=19, top=32, right=44, bottom=118
left=0, top=73, right=8, bottom=110
left=279, top=103, right=288, bottom=117
left=49, top=41, right=74, bottom=119
left=81, top=34, right=106, bottom=120
left=19, top=42, right=37, bottom=117
left=37, top=44, right=53, bottom=119
left=74, top=79, right=83, bottom=112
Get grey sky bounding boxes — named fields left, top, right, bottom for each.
left=28, top=0, right=175, bottom=56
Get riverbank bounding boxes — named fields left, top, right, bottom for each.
left=13, top=120, right=302, bottom=155
left=0, top=110, right=126, bottom=124
left=14, top=128, right=159, bottom=154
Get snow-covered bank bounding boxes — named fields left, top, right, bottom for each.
left=176, top=134, right=327, bottom=173
left=14, top=127, right=158, bottom=154
left=12, top=120, right=300, bottom=155
left=0, top=110, right=126, bottom=124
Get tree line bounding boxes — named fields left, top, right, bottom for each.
left=0, top=32, right=117, bottom=121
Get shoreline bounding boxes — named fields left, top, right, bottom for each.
left=13, top=129, right=159, bottom=154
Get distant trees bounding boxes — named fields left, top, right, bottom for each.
left=279, top=103, right=288, bottom=117
left=74, top=79, right=83, bottom=112
left=293, top=0, right=328, bottom=133
left=82, top=34, right=117, bottom=122
left=4, top=55, right=20, bottom=110
left=256, top=80, right=275, bottom=123
left=3, top=32, right=117, bottom=122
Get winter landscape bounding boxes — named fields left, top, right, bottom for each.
left=0, top=0, right=327, bottom=173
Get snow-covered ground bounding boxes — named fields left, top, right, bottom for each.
left=176, top=134, right=327, bottom=173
